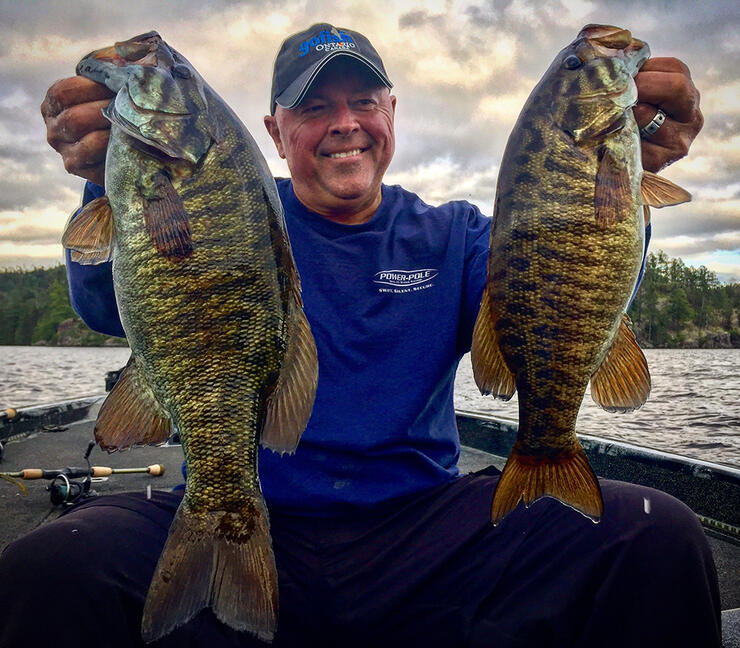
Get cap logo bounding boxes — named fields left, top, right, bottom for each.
left=298, top=29, right=355, bottom=57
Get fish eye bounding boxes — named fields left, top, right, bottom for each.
left=563, top=55, right=582, bottom=70
left=172, top=64, right=191, bottom=79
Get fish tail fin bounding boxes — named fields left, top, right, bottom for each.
left=492, top=443, right=603, bottom=525
left=141, top=496, right=278, bottom=643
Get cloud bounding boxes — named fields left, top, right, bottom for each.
left=0, top=0, right=737, bottom=280
left=386, top=157, right=499, bottom=211
left=0, top=223, right=63, bottom=245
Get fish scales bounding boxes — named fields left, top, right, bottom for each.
left=472, top=25, right=690, bottom=524
left=63, top=31, right=318, bottom=642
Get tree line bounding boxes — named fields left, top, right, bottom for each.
left=628, top=251, right=739, bottom=347
left=0, top=265, right=121, bottom=346
left=0, top=255, right=737, bottom=347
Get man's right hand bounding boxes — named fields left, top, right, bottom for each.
left=41, top=76, right=114, bottom=187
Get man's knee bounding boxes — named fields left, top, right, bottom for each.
left=601, top=480, right=709, bottom=552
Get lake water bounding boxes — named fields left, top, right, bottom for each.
left=1, top=346, right=738, bottom=468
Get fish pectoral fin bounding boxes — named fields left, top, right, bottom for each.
left=261, top=301, right=318, bottom=454
left=471, top=286, right=516, bottom=399
left=594, top=148, right=632, bottom=227
left=641, top=170, right=691, bottom=208
left=141, top=497, right=278, bottom=643
left=143, top=171, right=193, bottom=259
left=492, top=442, right=603, bottom=525
left=590, top=313, right=651, bottom=413
left=62, top=196, right=114, bottom=265
left=94, top=354, right=173, bottom=451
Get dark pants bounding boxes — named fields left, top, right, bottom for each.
left=0, top=468, right=721, bottom=647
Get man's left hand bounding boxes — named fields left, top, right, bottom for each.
left=634, top=57, right=703, bottom=172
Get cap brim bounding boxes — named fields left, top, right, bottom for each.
left=274, top=50, right=392, bottom=112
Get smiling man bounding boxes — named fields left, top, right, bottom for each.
left=265, top=53, right=396, bottom=224
left=0, top=23, right=720, bottom=648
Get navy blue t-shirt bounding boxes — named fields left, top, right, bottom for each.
left=66, top=179, right=649, bottom=515
left=66, top=179, right=491, bottom=514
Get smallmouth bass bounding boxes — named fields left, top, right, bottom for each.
left=471, top=25, right=690, bottom=524
left=63, top=31, right=318, bottom=642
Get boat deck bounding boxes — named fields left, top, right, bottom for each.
left=1, top=399, right=738, bottom=645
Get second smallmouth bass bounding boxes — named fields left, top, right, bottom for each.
left=63, top=32, right=318, bottom=642
left=471, top=25, right=690, bottom=524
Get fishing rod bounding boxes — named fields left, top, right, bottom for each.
left=0, top=440, right=165, bottom=505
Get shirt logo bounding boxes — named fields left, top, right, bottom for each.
left=373, top=269, right=438, bottom=294
left=299, top=28, right=356, bottom=57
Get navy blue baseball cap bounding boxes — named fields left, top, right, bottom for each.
left=270, top=23, right=392, bottom=114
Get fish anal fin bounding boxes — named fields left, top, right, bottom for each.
left=94, top=354, right=172, bottom=451
left=471, top=286, right=516, bottom=399
left=492, top=443, right=603, bottom=525
left=261, top=302, right=318, bottom=454
left=143, top=172, right=193, bottom=259
left=62, top=196, right=114, bottom=265
left=641, top=170, right=691, bottom=208
left=141, top=496, right=278, bottom=643
left=594, top=148, right=632, bottom=227
left=590, top=313, right=651, bottom=412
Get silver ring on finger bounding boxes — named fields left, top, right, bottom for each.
left=639, top=108, right=667, bottom=139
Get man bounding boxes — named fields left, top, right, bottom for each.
left=0, top=23, right=717, bottom=648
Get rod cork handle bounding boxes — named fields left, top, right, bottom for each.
left=20, top=469, right=44, bottom=479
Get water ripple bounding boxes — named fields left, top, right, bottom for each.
left=455, top=349, right=740, bottom=468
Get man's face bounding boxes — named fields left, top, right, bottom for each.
left=265, top=60, right=396, bottom=222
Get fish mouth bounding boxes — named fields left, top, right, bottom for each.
left=580, top=24, right=634, bottom=50
left=579, top=24, right=650, bottom=73
left=77, top=32, right=162, bottom=74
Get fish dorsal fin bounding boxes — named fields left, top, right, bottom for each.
left=471, top=285, right=516, bottom=399
left=95, top=354, right=173, bottom=451
left=143, top=171, right=193, bottom=259
left=594, top=148, right=632, bottom=227
left=62, top=196, right=114, bottom=265
left=590, top=313, right=651, bottom=412
left=641, top=170, right=691, bottom=208
left=261, top=191, right=318, bottom=454
left=261, top=297, right=319, bottom=454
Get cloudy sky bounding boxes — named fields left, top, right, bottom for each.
left=1, top=0, right=738, bottom=281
